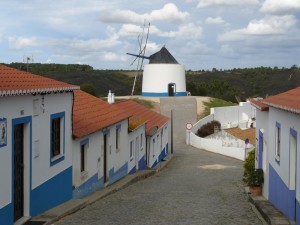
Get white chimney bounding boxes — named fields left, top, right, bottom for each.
left=107, top=90, right=115, bottom=104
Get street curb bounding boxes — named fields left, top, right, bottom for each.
left=31, top=154, right=174, bottom=225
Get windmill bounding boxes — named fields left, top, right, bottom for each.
left=127, top=21, right=150, bottom=96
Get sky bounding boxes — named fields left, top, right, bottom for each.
left=0, top=0, right=299, bottom=70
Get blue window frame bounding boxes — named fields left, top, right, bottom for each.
left=50, top=112, right=65, bottom=166
left=80, top=139, right=89, bottom=172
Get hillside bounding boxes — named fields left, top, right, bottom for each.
left=3, top=63, right=299, bottom=101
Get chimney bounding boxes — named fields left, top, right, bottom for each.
left=107, top=90, right=115, bottom=104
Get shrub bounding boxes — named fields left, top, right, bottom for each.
left=243, top=150, right=264, bottom=186
left=196, top=120, right=221, bottom=138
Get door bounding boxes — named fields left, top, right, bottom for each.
left=135, top=136, right=139, bottom=171
left=14, top=124, right=24, bottom=222
left=290, top=132, right=297, bottom=220
left=103, top=134, right=108, bottom=183
left=258, top=131, right=263, bottom=169
left=168, top=83, right=175, bottom=96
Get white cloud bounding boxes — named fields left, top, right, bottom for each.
left=219, top=15, right=297, bottom=41
left=102, top=52, right=126, bottom=61
left=197, top=0, right=259, bottom=8
left=8, top=36, right=39, bottom=50
left=99, top=3, right=188, bottom=24
left=261, top=0, right=300, bottom=14
left=161, top=23, right=203, bottom=39
left=205, top=16, right=225, bottom=24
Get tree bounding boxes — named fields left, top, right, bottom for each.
left=81, top=83, right=97, bottom=96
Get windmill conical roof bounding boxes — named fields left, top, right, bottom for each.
left=149, top=47, right=178, bottom=64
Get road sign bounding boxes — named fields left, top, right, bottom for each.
left=186, top=123, right=193, bottom=130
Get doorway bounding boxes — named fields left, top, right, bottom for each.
left=258, top=131, right=263, bottom=169
left=135, top=136, right=139, bottom=171
left=168, top=83, right=175, bottom=96
left=290, top=130, right=297, bottom=220
left=14, top=123, right=24, bottom=222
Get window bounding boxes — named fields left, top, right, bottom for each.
left=50, top=112, right=65, bottom=166
left=116, top=127, right=121, bottom=150
left=140, top=133, right=143, bottom=150
left=80, top=139, right=89, bottom=172
left=275, top=122, right=281, bottom=161
left=130, top=140, right=134, bottom=159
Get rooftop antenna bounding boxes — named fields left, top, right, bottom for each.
left=23, top=55, right=34, bottom=72
left=127, top=20, right=150, bottom=96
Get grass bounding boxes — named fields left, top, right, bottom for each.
left=132, top=98, right=154, bottom=109
left=201, top=98, right=237, bottom=119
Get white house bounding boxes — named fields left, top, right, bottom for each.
left=116, top=100, right=169, bottom=168
left=72, top=90, right=134, bottom=198
left=142, top=47, right=187, bottom=97
left=0, top=65, right=79, bottom=224
left=251, top=88, right=300, bottom=224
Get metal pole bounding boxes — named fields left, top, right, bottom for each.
left=171, top=109, right=173, bottom=154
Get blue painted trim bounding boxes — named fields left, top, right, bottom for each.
left=269, top=163, right=296, bottom=220
left=30, top=166, right=72, bottom=216
left=151, top=159, right=158, bottom=169
left=142, top=92, right=187, bottom=97
left=50, top=112, right=65, bottom=167
left=0, top=203, right=13, bottom=225
left=129, top=166, right=136, bottom=174
left=116, top=124, right=121, bottom=129
left=0, top=117, right=7, bottom=148
left=72, top=174, right=104, bottom=199
left=290, top=128, right=297, bottom=138
left=80, top=138, right=89, bottom=146
left=12, top=116, right=32, bottom=221
left=108, top=163, right=128, bottom=185
left=138, top=155, right=146, bottom=170
left=296, top=199, right=300, bottom=225
left=102, top=128, right=110, bottom=135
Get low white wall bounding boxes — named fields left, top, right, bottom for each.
left=189, top=132, right=252, bottom=161
left=192, top=114, right=214, bottom=133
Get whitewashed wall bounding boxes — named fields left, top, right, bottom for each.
left=128, top=124, right=146, bottom=173
left=142, top=64, right=186, bottom=95
left=189, top=132, right=251, bottom=161
left=0, top=93, right=73, bottom=217
left=211, top=102, right=255, bottom=129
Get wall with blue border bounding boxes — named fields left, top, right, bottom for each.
left=0, top=203, right=13, bottom=225
left=108, top=163, right=128, bottom=185
left=142, top=92, right=187, bottom=97
left=138, top=156, right=146, bottom=171
left=30, top=166, right=72, bottom=216
left=269, top=163, right=296, bottom=220
left=73, top=174, right=104, bottom=199
left=296, top=199, right=300, bottom=225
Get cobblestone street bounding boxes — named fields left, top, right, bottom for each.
left=54, top=97, right=264, bottom=225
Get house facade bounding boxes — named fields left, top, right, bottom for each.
left=0, top=65, right=79, bottom=224
left=116, top=100, right=169, bottom=169
left=251, top=88, right=300, bottom=224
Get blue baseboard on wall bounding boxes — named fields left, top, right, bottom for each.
left=108, top=163, right=128, bottom=185
left=73, top=174, right=104, bottom=199
left=142, top=92, right=187, bottom=97
left=30, top=167, right=73, bottom=216
left=129, top=166, right=136, bottom=174
left=296, top=199, right=300, bottom=225
left=269, top=164, right=296, bottom=220
left=0, top=203, right=13, bottom=225
left=138, top=156, right=146, bottom=170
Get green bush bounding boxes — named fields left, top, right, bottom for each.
left=243, top=150, right=264, bottom=186
left=196, top=120, right=221, bottom=138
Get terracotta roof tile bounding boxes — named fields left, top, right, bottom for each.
left=262, top=87, right=300, bottom=114
left=115, top=100, right=169, bottom=136
left=225, top=127, right=255, bottom=145
left=73, top=90, right=131, bottom=138
left=249, top=98, right=269, bottom=111
left=0, top=64, right=79, bottom=96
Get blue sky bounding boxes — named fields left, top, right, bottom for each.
left=0, top=0, right=299, bottom=70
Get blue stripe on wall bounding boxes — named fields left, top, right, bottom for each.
left=142, top=92, right=187, bottom=97
left=129, top=166, right=136, bottom=174
left=108, top=163, right=128, bottom=185
left=73, top=174, right=104, bottom=199
left=297, top=199, right=300, bottom=225
left=0, top=203, right=13, bottom=225
left=138, top=156, right=146, bottom=171
left=269, top=163, right=296, bottom=220
left=30, top=166, right=72, bottom=216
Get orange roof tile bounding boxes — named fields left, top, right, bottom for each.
left=262, top=87, right=300, bottom=114
left=249, top=98, right=269, bottom=111
left=225, top=127, right=255, bottom=145
left=115, top=100, right=169, bottom=136
left=73, top=90, right=131, bottom=138
left=0, top=64, right=79, bottom=96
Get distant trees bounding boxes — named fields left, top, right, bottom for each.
left=80, top=83, right=97, bottom=96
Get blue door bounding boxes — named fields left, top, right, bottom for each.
left=258, top=131, right=263, bottom=169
